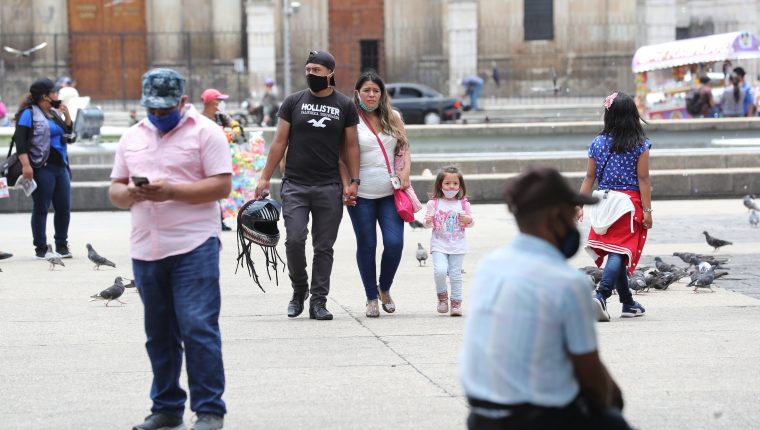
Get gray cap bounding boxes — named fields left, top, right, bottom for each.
left=140, top=68, right=185, bottom=108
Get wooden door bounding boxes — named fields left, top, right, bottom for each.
left=67, top=0, right=147, bottom=100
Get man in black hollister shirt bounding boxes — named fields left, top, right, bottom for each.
left=255, top=50, right=360, bottom=320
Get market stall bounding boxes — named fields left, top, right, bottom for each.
left=632, top=31, right=760, bottom=119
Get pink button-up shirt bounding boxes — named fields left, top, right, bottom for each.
left=111, top=104, right=232, bottom=261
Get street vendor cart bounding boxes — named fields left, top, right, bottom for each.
left=632, top=31, right=760, bottom=119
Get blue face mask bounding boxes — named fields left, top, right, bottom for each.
left=358, top=98, right=378, bottom=113
left=356, top=91, right=379, bottom=112
left=147, top=109, right=181, bottom=132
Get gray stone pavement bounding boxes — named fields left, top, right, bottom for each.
left=0, top=199, right=759, bottom=429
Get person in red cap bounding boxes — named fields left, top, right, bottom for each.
left=201, top=88, right=228, bottom=118
left=201, top=88, right=244, bottom=232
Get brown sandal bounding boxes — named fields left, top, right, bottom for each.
left=377, top=288, right=396, bottom=313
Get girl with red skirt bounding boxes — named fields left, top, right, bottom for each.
left=577, top=91, right=652, bottom=322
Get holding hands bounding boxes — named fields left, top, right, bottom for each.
left=343, top=183, right=358, bottom=206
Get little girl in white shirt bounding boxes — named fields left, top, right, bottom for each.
left=423, top=166, right=474, bottom=316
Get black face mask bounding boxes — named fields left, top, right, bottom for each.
left=50, top=99, right=62, bottom=109
left=556, top=219, right=581, bottom=259
left=306, top=73, right=330, bottom=93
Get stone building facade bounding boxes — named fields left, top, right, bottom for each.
left=0, top=0, right=758, bottom=104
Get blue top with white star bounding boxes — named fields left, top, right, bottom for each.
left=588, top=133, right=651, bottom=191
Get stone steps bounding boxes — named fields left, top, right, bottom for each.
left=2, top=167, right=758, bottom=213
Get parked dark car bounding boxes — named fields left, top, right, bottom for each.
left=385, top=83, right=462, bottom=125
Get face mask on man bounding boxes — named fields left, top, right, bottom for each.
left=217, top=101, right=226, bottom=112
left=148, top=109, right=181, bottom=133
left=307, top=72, right=332, bottom=93
left=556, top=218, right=581, bottom=259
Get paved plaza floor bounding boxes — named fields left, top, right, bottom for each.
left=1, top=199, right=759, bottom=429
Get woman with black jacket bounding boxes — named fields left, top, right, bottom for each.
left=14, top=77, right=76, bottom=259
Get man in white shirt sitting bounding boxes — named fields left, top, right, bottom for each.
left=459, top=167, right=632, bottom=430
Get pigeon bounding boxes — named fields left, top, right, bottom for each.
left=89, top=277, right=126, bottom=306
left=3, top=42, right=47, bottom=57
left=743, top=194, right=759, bottom=211
left=629, top=270, right=649, bottom=293
left=687, top=256, right=728, bottom=270
left=416, top=243, right=428, bottom=266
left=687, top=266, right=716, bottom=293
left=673, top=252, right=697, bottom=264
left=86, top=243, right=116, bottom=270
left=654, top=256, right=677, bottom=273
left=408, top=220, right=425, bottom=230
left=45, top=245, right=65, bottom=270
left=750, top=210, right=759, bottom=228
left=651, top=270, right=687, bottom=290
left=702, top=231, right=732, bottom=252
left=580, top=266, right=604, bottom=286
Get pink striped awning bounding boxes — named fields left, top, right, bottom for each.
left=632, top=31, right=760, bottom=73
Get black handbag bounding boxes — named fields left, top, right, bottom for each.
left=1, top=138, right=22, bottom=187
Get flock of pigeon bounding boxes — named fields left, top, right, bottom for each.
left=581, top=193, right=760, bottom=293
left=582, top=250, right=729, bottom=294
left=43, top=242, right=133, bottom=307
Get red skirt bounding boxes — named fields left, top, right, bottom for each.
left=585, top=190, right=648, bottom=275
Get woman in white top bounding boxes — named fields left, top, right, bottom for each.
left=341, top=71, right=410, bottom=318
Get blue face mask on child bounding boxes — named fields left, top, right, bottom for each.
left=147, top=109, right=181, bottom=132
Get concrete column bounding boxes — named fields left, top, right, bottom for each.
left=32, top=0, right=67, bottom=66
left=212, top=0, right=242, bottom=61
left=246, top=0, right=277, bottom=93
left=447, top=0, right=478, bottom=97
left=147, top=0, right=183, bottom=62
left=637, top=0, right=676, bottom=47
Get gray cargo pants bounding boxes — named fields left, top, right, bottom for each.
left=280, top=180, right=344, bottom=306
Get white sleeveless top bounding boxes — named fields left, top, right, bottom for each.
left=356, top=116, right=397, bottom=199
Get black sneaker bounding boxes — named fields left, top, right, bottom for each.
left=55, top=243, right=72, bottom=258
left=0, top=251, right=12, bottom=260
left=133, top=412, right=185, bottom=430
left=34, top=246, right=47, bottom=260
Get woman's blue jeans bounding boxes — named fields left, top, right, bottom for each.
left=597, top=253, right=634, bottom=305
left=31, top=163, right=71, bottom=250
left=347, top=195, right=404, bottom=300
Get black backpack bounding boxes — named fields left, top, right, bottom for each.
left=686, top=90, right=703, bottom=116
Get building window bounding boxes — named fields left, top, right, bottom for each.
left=360, top=40, right=379, bottom=72
left=524, top=0, right=554, bottom=41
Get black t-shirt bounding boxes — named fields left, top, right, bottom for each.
left=278, top=89, right=359, bottom=185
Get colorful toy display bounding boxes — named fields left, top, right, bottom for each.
left=221, top=131, right=267, bottom=220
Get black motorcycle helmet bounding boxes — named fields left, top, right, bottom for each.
left=236, top=198, right=284, bottom=291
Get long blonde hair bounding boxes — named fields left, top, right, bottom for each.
left=354, top=71, right=408, bottom=154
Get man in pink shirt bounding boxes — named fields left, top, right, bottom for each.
left=109, top=68, right=231, bottom=430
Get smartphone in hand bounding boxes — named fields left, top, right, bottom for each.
left=131, top=176, right=150, bottom=187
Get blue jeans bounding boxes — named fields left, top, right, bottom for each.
left=432, top=252, right=465, bottom=300
left=469, top=83, right=483, bottom=110
left=597, top=253, right=634, bottom=305
left=132, top=237, right=226, bottom=417
left=347, top=195, right=404, bottom=300
left=31, top=163, right=71, bottom=250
